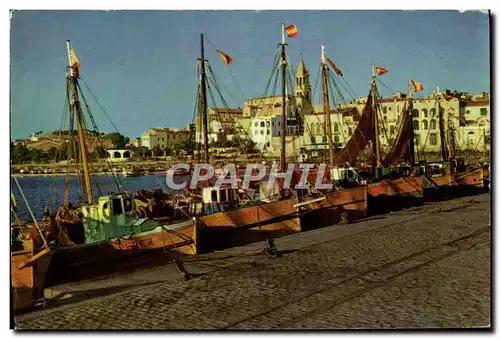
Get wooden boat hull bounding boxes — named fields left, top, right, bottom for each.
left=298, top=186, right=368, bottom=230
left=12, top=242, right=53, bottom=311
left=199, top=199, right=301, bottom=252
left=367, top=177, right=424, bottom=214
left=11, top=221, right=196, bottom=311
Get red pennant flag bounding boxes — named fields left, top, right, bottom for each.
left=285, top=24, right=298, bottom=38
left=375, top=66, right=388, bottom=76
left=216, top=49, right=233, bottom=65
left=326, top=57, right=343, bottom=76
left=410, top=79, right=424, bottom=92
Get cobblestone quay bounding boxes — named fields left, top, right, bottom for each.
left=14, top=193, right=491, bottom=329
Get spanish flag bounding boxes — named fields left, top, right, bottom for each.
left=69, top=46, right=80, bottom=79
left=410, top=79, right=424, bottom=92
left=285, top=24, right=298, bottom=38
left=216, top=49, right=233, bottom=65
left=326, top=57, right=343, bottom=76
left=375, top=66, right=388, bottom=76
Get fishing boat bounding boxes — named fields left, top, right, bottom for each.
left=416, top=88, right=489, bottom=198
left=122, top=167, right=143, bottom=177
left=11, top=41, right=197, bottom=311
left=294, top=45, right=369, bottom=230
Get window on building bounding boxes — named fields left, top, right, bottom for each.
left=422, top=120, right=428, bottom=130
left=382, top=106, right=387, bottom=114
left=413, top=120, right=419, bottom=130
left=466, top=110, right=471, bottom=114
left=468, top=132, right=475, bottom=146
left=310, top=123, right=315, bottom=133
left=334, top=122, right=339, bottom=133
left=334, top=135, right=340, bottom=143
left=430, top=133, right=437, bottom=145
left=414, top=134, right=420, bottom=145
left=266, top=142, right=270, bottom=147
left=322, top=136, right=327, bottom=143
left=484, top=135, right=491, bottom=145
left=260, top=130, right=264, bottom=135
left=429, top=108, right=436, bottom=116
left=389, top=107, right=392, bottom=112
left=254, top=121, right=258, bottom=127
left=412, top=109, right=419, bottom=118
left=389, top=125, right=395, bottom=135
left=430, top=120, right=437, bottom=130
left=266, top=121, right=270, bottom=127
left=211, top=190, right=218, bottom=202
left=422, top=109, right=428, bottom=118
left=480, top=108, right=488, bottom=116
left=310, top=136, right=315, bottom=144
left=316, top=123, right=321, bottom=134
left=348, top=127, right=352, bottom=136
left=260, top=121, right=265, bottom=127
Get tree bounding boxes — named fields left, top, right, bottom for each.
left=103, top=132, right=129, bottom=149
left=11, top=143, right=29, bottom=164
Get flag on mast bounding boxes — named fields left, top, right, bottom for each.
left=216, top=49, right=233, bottom=65
left=326, top=57, right=343, bottom=76
left=285, top=24, right=298, bottom=38
left=375, top=66, right=388, bottom=76
left=410, top=79, right=424, bottom=92
left=69, top=46, right=80, bottom=79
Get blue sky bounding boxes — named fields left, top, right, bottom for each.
left=10, top=10, right=490, bottom=140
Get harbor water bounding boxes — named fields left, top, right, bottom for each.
left=11, top=174, right=180, bottom=221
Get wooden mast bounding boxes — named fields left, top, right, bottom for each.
left=280, top=23, right=287, bottom=172
left=66, top=40, right=93, bottom=204
left=371, top=65, right=382, bottom=176
left=63, top=100, right=75, bottom=205
left=321, top=46, right=335, bottom=170
left=199, top=33, right=210, bottom=164
left=407, top=79, right=416, bottom=166
left=436, top=86, right=453, bottom=174
left=437, top=88, right=448, bottom=161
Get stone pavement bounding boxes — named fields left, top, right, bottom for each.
left=14, top=193, right=491, bottom=329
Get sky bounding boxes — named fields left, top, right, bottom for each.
left=10, top=10, right=490, bottom=140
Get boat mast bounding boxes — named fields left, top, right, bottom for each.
left=436, top=86, right=448, bottom=163
left=407, top=79, right=415, bottom=166
left=321, top=46, right=335, bottom=170
left=66, top=40, right=93, bottom=204
left=371, top=65, right=382, bottom=175
left=199, top=34, right=210, bottom=164
left=280, top=23, right=287, bottom=172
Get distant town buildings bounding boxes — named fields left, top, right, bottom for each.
left=194, top=107, right=243, bottom=144
left=140, top=126, right=192, bottom=151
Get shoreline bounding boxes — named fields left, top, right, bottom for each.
left=11, top=171, right=169, bottom=178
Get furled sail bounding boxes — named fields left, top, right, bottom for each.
left=381, top=99, right=412, bottom=167
left=333, top=92, right=374, bottom=165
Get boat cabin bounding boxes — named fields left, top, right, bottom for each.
left=331, top=166, right=359, bottom=187
left=202, top=186, right=240, bottom=214
left=81, top=193, right=160, bottom=244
